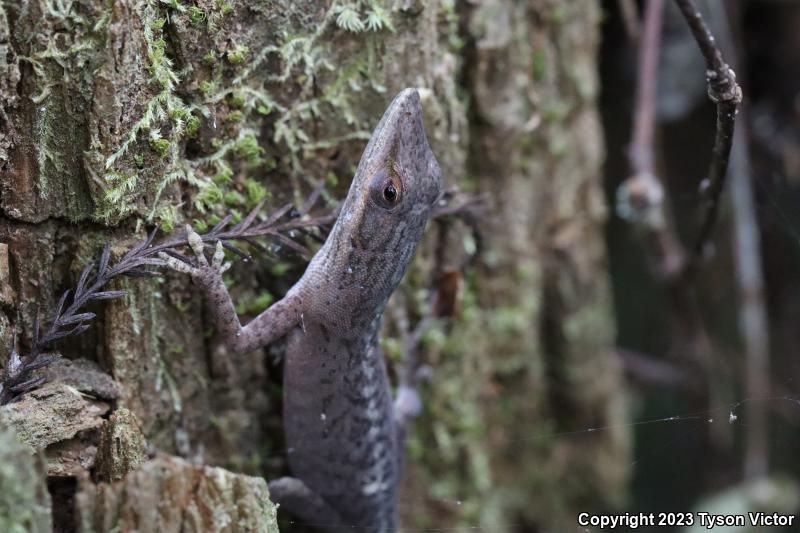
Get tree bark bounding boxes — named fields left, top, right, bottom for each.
left=0, top=1, right=628, bottom=531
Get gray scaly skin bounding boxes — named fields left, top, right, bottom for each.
left=161, top=88, right=442, bottom=532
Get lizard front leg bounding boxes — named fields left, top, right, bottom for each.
left=160, top=226, right=304, bottom=354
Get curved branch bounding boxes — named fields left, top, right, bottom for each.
left=674, top=0, right=743, bottom=274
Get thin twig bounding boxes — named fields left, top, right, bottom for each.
left=674, top=0, right=742, bottom=273
left=709, top=0, right=769, bottom=479
left=617, top=0, right=641, bottom=43
left=618, top=0, right=686, bottom=279
left=629, top=0, right=663, bottom=176
left=617, top=348, right=702, bottom=392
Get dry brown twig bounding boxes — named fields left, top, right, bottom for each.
left=619, top=0, right=742, bottom=281
left=616, top=0, right=747, bottom=467
left=617, top=0, right=687, bottom=279
left=675, top=0, right=743, bottom=274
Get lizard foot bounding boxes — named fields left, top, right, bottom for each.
left=394, top=385, right=422, bottom=423
left=158, top=225, right=231, bottom=279
left=268, top=476, right=346, bottom=532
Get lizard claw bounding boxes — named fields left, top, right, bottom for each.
left=212, top=241, right=232, bottom=273
left=187, top=225, right=208, bottom=267
left=158, top=226, right=232, bottom=277
left=157, top=252, right=197, bottom=275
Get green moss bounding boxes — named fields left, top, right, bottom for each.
left=154, top=204, right=180, bottom=232
left=199, top=80, right=216, bottom=97
left=213, top=165, right=234, bottom=185
left=226, top=110, right=244, bottom=123
left=217, top=1, right=234, bottom=16
left=188, top=6, right=206, bottom=25
left=234, top=292, right=274, bottom=315
left=226, top=43, right=249, bottom=65
left=94, top=0, right=193, bottom=223
left=421, top=325, right=447, bottom=350
left=270, top=262, right=290, bottom=277
left=233, top=135, right=264, bottom=167
left=223, top=190, right=245, bottom=206
left=149, top=38, right=167, bottom=72
left=91, top=0, right=394, bottom=229
left=228, top=91, right=246, bottom=108
left=102, top=172, right=138, bottom=213
left=192, top=218, right=209, bottom=233
left=543, top=101, right=571, bottom=124
left=244, top=178, right=269, bottom=205
left=162, top=0, right=184, bottom=10
left=185, top=115, right=201, bottom=137
left=149, top=137, right=171, bottom=156
left=202, top=50, right=217, bottom=65
left=551, top=5, right=568, bottom=25
left=532, top=49, right=548, bottom=81
left=196, top=184, right=224, bottom=213
left=169, top=107, right=189, bottom=121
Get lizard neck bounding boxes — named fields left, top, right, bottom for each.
left=300, top=217, right=425, bottom=334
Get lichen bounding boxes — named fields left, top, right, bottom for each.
left=0, top=384, right=109, bottom=450
left=95, top=408, right=147, bottom=482
left=77, top=455, right=279, bottom=532
left=0, top=427, right=51, bottom=533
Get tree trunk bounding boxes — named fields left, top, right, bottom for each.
left=0, top=1, right=628, bottom=531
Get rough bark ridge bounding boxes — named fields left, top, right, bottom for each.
left=0, top=0, right=628, bottom=531
left=400, top=2, right=628, bottom=530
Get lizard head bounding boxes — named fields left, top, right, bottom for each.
left=306, top=89, right=443, bottom=322
left=349, top=87, right=443, bottom=222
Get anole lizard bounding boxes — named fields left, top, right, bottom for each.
left=161, top=88, right=442, bottom=532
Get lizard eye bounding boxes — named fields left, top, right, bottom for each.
left=383, top=184, right=398, bottom=203
left=369, top=169, right=402, bottom=210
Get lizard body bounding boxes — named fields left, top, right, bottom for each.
left=163, top=89, right=442, bottom=532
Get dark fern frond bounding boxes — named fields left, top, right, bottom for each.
left=87, top=290, right=127, bottom=301
left=57, top=312, right=96, bottom=327
left=121, top=269, right=161, bottom=278
left=74, top=262, right=95, bottom=299
left=234, top=200, right=266, bottom=233
left=10, top=376, right=47, bottom=395
left=98, top=245, right=111, bottom=277
left=221, top=241, right=252, bottom=260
